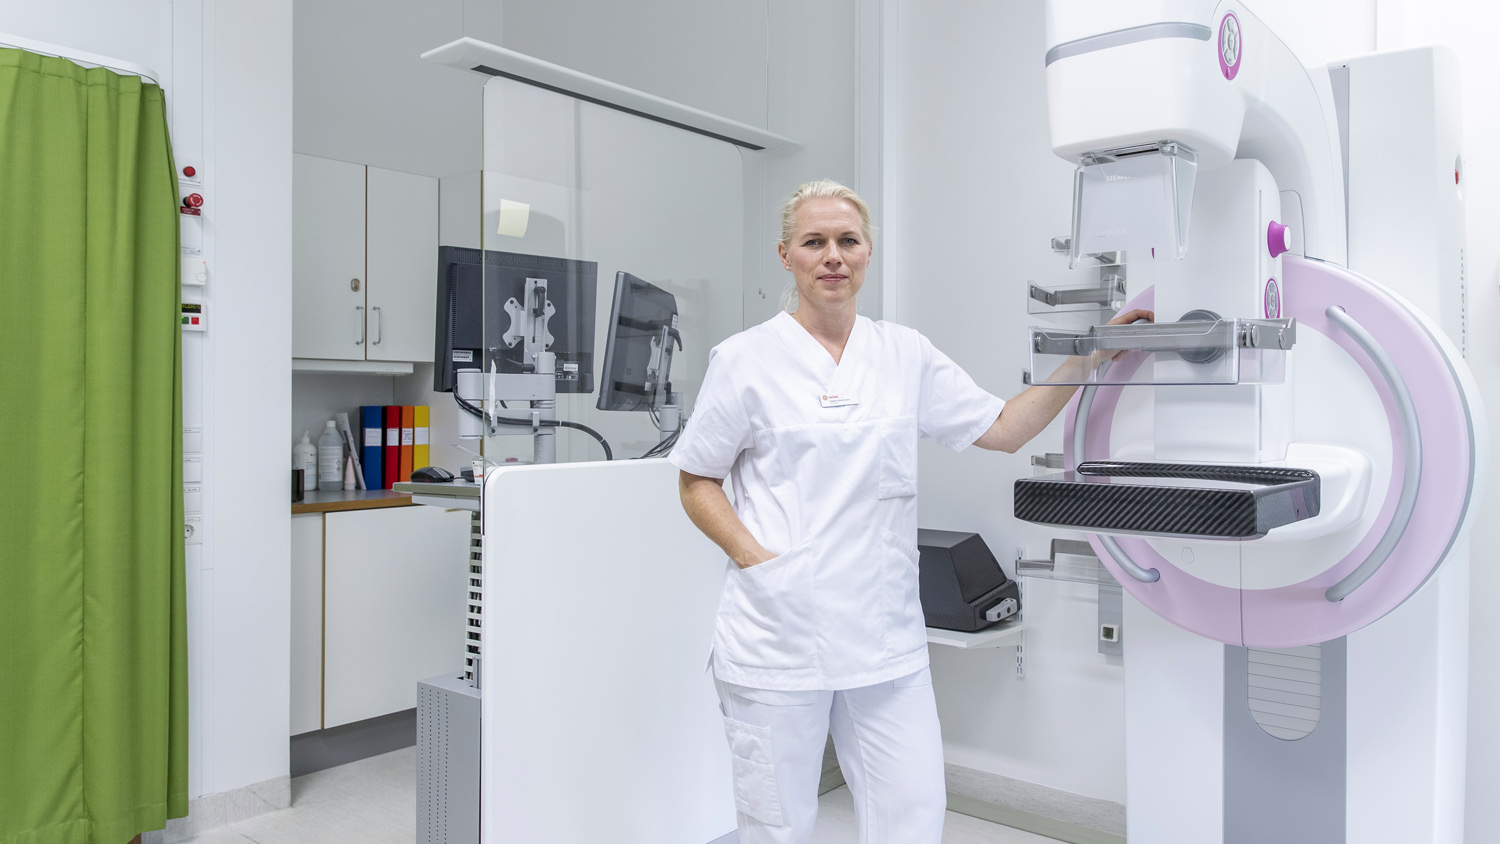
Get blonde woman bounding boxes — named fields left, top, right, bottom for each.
left=672, top=180, right=1148, bottom=843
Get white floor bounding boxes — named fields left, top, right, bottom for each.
left=175, top=747, right=1061, bottom=844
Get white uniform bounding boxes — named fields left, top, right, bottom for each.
left=671, top=312, right=1004, bottom=843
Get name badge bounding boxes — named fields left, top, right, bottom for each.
left=819, top=393, right=858, bottom=409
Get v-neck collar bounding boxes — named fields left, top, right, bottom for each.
left=775, top=310, right=867, bottom=385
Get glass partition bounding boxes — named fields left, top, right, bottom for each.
left=472, top=77, right=745, bottom=465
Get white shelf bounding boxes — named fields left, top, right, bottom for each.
left=926, top=621, right=1027, bottom=650
left=292, top=358, right=414, bottom=375
left=420, top=37, right=795, bottom=151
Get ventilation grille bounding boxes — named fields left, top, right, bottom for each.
left=1247, top=644, right=1322, bottom=740
left=417, top=685, right=450, bottom=844
left=1460, top=246, right=1468, bottom=358
left=465, top=511, right=482, bottom=683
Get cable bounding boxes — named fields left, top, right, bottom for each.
left=556, top=420, right=614, bottom=461
left=452, top=392, right=614, bottom=461
left=638, top=431, right=678, bottom=460
left=637, top=411, right=685, bottom=459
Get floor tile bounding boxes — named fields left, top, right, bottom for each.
left=813, top=786, right=1063, bottom=844
left=168, top=748, right=1062, bottom=844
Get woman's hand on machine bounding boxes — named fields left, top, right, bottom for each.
left=1094, top=308, right=1155, bottom=365
left=1107, top=308, right=1154, bottom=327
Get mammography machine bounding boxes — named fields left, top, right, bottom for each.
left=1015, top=3, right=1484, bottom=842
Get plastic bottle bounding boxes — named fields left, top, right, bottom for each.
left=318, top=421, right=343, bottom=491
left=293, top=431, right=317, bottom=491
left=343, top=455, right=357, bottom=491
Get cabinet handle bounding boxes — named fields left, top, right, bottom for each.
left=372, top=306, right=383, bottom=345
left=355, top=305, right=365, bottom=346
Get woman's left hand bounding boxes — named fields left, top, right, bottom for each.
left=1095, top=308, right=1155, bottom=363
left=1107, top=308, right=1154, bottom=327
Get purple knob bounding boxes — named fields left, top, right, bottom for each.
left=1267, top=221, right=1291, bottom=258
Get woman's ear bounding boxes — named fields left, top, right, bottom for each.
left=776, top=240, right=792, bottom=272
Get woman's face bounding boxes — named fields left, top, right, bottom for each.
left=778, top=197, right=872, bottom=315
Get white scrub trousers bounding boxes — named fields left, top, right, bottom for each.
left=714, top=667, right=947, bottom=843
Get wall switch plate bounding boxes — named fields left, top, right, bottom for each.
left=181, top=303, right=206, bottom=331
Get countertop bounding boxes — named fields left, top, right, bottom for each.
left=292, top=489, right=416, bottom=515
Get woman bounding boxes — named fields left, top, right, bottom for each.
left=670, top=180, right=1149, bottom=843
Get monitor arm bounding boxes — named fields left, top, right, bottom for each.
left=646, top=320, right=684, bottom=442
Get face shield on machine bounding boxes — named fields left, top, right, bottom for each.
left=1017, top=3, right=1484, bottom=842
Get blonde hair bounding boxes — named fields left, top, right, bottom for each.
left=778, top=179, right=874, bottom=248
left=777, top=180, right=874, bottom=312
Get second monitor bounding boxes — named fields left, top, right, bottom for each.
left=596, top=271, right=680, bottom=413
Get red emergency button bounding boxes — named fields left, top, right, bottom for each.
left=183, top=166, right=197, bottom=178
left=183, top=193, right=204, bottom=209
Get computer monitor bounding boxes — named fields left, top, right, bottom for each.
left=596, top=272, right=679, bottom=412
left=433, top=247, right=597, bottom=394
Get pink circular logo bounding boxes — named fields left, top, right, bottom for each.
left=1218, top=13, right=1242, bottom=80
left=1264, top=278, right=1281, bottom=318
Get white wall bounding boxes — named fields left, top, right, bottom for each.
left=1377, top=5, right=1500, bottom=838
left=293, top=0, right=489, bottom=179
left=204, top=0, right=294, bottom=797
left=0, top=2, right=170, bottom=76
left=884, top=0, right=1127, bottom=803
left=499, top=0, right=768, bottom=131
left=0, top=0, right=293, bottom=805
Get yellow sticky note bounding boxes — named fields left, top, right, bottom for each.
left=496, top=199, right=530, bottom=237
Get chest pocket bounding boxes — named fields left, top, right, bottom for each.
left=877, top=416, right=918, bottom=499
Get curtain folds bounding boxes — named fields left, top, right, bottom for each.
left=0, top=48, right=188, bottom=844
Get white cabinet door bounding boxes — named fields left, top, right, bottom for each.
left=323, top=506, right=471, bottom=728
left=290, top=513, right=324, bottom=735
left=366, top=166, right=438, bottom=363
left=293, top=154, right=366, bottom=360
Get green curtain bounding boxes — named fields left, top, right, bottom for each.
left=0, top=48, right=188, bottom=844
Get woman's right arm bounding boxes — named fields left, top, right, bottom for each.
left=678, top=471, right=776, bottom=570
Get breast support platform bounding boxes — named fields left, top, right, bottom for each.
left=1019, top=3, right=1484, bottom=842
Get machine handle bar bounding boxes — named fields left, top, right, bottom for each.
left=1071, top=361, right=1161, bottom=584
left=1323, top=306, right=1422, bottom=602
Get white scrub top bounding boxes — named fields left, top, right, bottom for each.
left=671, top=311, right=1006, bottom=691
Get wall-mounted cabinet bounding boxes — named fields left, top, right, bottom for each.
left=293, top=153, right=438, bottom=365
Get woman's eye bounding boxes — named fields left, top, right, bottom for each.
left=841, top=238, right=859, bottom=246
left=803, top=239, right=821, bottom=247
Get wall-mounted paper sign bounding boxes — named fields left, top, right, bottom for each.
left=496, top=199, right=531, bottom=237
